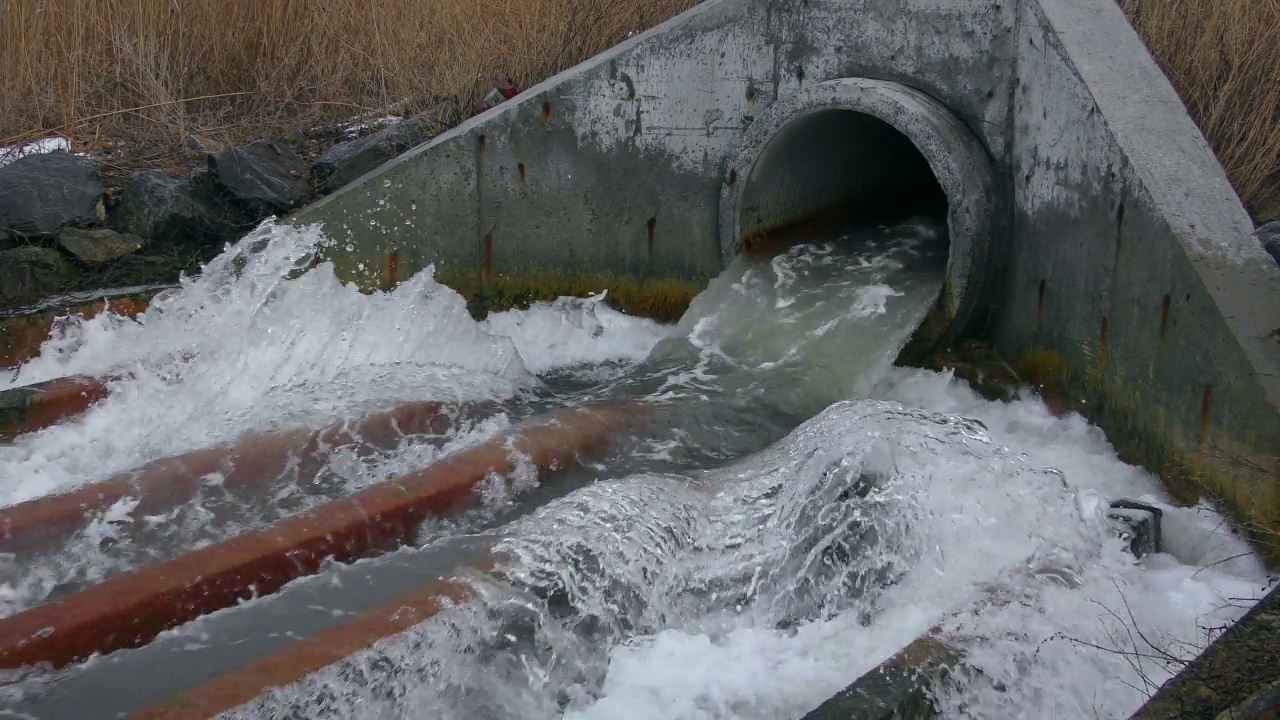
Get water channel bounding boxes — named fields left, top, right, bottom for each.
left=0, top=215, right=1269, bottom=719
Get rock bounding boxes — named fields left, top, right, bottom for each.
left=1256, top=221, right=1280, bottom=265
left=112, top=170, right=254, bottom=252
left=117, top=252, right=185, bottom=272
left=0, top=247, right=74, bottom=307
left=183, top=133, right=227, bottom=155
left=311, top=117, right=432, bottom=194
left=56, top=227, right=144, bottom=266
left=95, top=253, right=186, bottom=288
left=0, top=152, right=105, bottom=237
left=209, top=140, right=310, bottom=214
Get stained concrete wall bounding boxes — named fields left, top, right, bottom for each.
left=289, top=0, right=1015, bottom=303
left=1003, top=0, right=1280, bottom=544
left=289, top=0, right=1280, bottom=548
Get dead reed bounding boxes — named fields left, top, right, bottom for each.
left=1119, top=0, right=1280, bottom=224
left=1, top=0, right=1276, bottom=224
left=0, top=0, right=696, bottom=152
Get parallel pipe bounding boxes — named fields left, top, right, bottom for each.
left=131, top=555, right=510, bottom=720
left=1, top=292, right=156, bottom=370
left=0, top=375, right=108, bottom=442
left=0, top=399, right=496, bottom=554
left=801, top=566, right=1085, bottom=720
left=0, top=401, right=646, bottom=670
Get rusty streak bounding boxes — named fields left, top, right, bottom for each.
left=1159, top=293, right=1172, bottom=347
left=646, top=216, right=656, bottom=266
left=1199, top=384, right=1214, bottom=446
left=483, top=233, right=494, bottom=286
left=382, top=252, right=399, bottom=291
left=1099, top=316, right=1110, bottom=375
left=1036, top=279, right=1046, bottom=328
left=1116, top=201, right=1125, bottom=248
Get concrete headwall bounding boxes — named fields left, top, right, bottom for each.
left=289, top=0, right=1280, bottom=550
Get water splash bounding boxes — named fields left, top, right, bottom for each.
left=0, top=216, right=1269, bottom=720
left=226, top=395, right=1268, bottom=720
left=0, top=221, right=670, bottom=618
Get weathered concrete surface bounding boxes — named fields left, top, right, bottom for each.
left=800, top=634, right=959, bottom=720
left=288, top=0, right=1280, bottom=554
left=290, top=0, right=1016, bottom=309
left=1001, top=0, right=1280, bottom=554
left=1130, top=583, right=1280, bottom=720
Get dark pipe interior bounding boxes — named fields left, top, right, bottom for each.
left=739, top=109, right=947, bottom=255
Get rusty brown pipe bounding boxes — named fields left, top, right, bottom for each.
left=1, top=294, right=155, bottom=371
left=0, top=401, right=647, bottom=670
left=131, top=553, right=512, bottom=720
left=0, top=292, right=164, bottom=438
left=0, top=375, right=109, bottom=443
left=0, top=398, right=498, bottom=554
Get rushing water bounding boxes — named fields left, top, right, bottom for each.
left=0, top=218, right=1272, bottom=720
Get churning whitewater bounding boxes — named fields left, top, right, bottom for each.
left=0, top=219, right=1271, bottom=720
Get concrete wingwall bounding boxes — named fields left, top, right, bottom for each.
left=288, top=0, right=1280, bottom=549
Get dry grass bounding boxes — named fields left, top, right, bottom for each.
left=2, top=0, right=1275, bottom=224
left=1120, top=0, right=1280, bottom=225
left=0, top=0, right=696, bottom=154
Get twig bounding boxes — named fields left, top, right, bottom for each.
left=1, top=93, right=255, bottom=146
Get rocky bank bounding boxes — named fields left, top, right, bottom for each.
left=0, top=113, right=439, bottom=311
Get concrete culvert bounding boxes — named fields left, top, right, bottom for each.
left=719, top=78, right=1001, bottom=352
left=737, top=109, right=947, bottom=248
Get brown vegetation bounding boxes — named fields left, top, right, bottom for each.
left=1119, top=0, right=1280, bottom=225
left=0, top=0, right=696, bottom=157
left=1, top=0, right=1275, bottom=223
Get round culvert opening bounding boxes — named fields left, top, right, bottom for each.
left=719, top=78, right=1000, bottom=354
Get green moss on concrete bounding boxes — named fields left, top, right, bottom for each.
left=900, top=339, right=1023, bottom=403
left=902, top=339, right=1280, bottom=564
left=316, top=251, right=702, bottom=323
left=1004, top=344, right=1280, bottom=564
left=441, top=270, right=702, bottom=322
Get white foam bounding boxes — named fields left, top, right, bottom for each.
left=566, top=612, right=926, bottom=720
left=2, top=216, right=1270, bottom=720
left=481, top=292, right=674, bottom=374
left=0, top=221, right=670, bottom=506
left=561, top=370, right=1272, bottom=720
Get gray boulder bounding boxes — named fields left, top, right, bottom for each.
left=112, top=170, right=253, bottom=252
left=182, top=133, right=228, bottom=155
left=311, top=118, right=432, bottom=194
left=0, top=246, right=74, bottom=306
left=56, top=227, right=144, bottom=266
left=0, top=152, right=104, bottom=237
left=1257, top=221, right=1280, bottom=266
left=209, top=140, right=309, bottom=214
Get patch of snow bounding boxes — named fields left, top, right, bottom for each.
left=0, top=135, right=80, bottom=169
